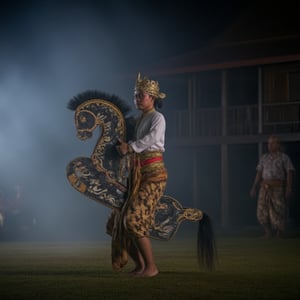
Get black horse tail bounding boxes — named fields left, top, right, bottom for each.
left=197, top=213, right=217, bottom=270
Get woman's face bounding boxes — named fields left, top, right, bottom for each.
left=134, top=91, right=154, bottom=112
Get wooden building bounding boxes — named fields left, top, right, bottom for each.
left=145, top=4, right=300, bottom=230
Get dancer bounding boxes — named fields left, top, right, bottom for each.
left=113, top=73, right=167, bottom=277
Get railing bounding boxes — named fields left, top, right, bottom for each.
left=165, top=102, right=300, bottom=138
left=263, top=101, right=300, bottom=134
left=195, top=108, right=221, bottom=136
left=227, top=104, right=258, bottom=135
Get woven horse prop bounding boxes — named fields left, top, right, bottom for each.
left=66, top=91, right=216, bottom=270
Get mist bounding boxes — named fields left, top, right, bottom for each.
left=0, top=1, right=250, bottom=241
left=0, top=0, right=184, bottom=241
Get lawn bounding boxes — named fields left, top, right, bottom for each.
left=0, top=233, right=299, bottom=300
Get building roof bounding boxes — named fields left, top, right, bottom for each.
left=147, top=3, right=300, bottom=76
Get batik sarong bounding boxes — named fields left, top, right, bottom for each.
left=257, top=181, right=286, bottom=232
left=106, top=151, right=167, bottom=270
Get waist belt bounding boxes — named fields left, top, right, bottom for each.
left=133, top=152, right=165, bottom=175
left=140, top=156, right=163, bottom=167
left=261, top=180, right=285, bottom=188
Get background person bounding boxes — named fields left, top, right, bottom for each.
left=250, top=135, right=295, bottom=238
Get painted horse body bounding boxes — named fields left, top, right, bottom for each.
left=66, top=91, right=216, bottom=268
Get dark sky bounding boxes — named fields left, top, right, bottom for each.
left=0, top=0, right=248, bottom=70
left=0, top=0, right=248, bottom=240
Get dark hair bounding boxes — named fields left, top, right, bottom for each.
left=154, top=99, right=163, bottom=109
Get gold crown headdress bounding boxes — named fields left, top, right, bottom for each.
left=134, top=73, right=166, bottom=100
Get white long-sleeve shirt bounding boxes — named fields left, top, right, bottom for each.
left=129, top=110, right=166, bottom=153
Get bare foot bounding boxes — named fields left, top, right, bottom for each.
left=276, top=231, right=285, bottom=239
left=128, top=267, right=144, bottom=275
left=259, top=230, right=272, bottom=239
left=134, top=266, right=159, bottom=278
left=259, top=234, right=271, bottom=239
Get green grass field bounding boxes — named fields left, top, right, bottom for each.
left=0, top=233, right=300, bottom=300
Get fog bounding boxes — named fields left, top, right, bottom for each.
left=0, top=1, right=254, bottom=241
left=0, top=0, right=212, bottom=241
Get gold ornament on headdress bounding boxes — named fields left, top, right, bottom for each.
left=134, top=73, right=166, bottom=99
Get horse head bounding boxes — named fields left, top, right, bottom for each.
left=66, top=90, right=135, bottom=208
left=75, top=108, right=98, bottom=140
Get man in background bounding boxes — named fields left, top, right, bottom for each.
left=250, top=135, right=295, bottom=238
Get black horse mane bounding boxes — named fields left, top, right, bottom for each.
left=67, top=90, right=133, bottom=118
left=67, top=90, right=136, bottom=141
